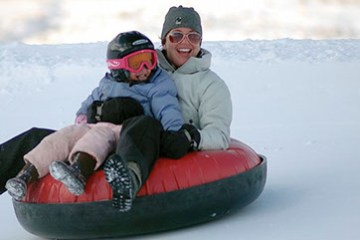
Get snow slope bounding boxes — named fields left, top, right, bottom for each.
left=2, top=0, right=360, bottom=44
left=0, top=39, right=360, bottom=239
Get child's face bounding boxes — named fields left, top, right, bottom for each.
left=128, top=67, right=152, bottom=82
left=107, top=49, right=157, bottom=82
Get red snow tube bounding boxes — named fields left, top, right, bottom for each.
left=13, top=139, right=267, bottom=239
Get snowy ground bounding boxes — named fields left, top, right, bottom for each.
left=1, top=0, right=360, bottom=239
left=0, top=39, right=359, bottom=239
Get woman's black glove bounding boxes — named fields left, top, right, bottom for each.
left=160, top=130, right=190, bottom=159
left=180, top=124, right=201, bottom=151
left=160, top=124, right=201, bottom=159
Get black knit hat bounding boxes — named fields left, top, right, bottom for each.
left=161, top=5, right=202, bottom=39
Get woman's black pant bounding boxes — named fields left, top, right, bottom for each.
left=115, top=115, right=163, bottom=183
left=0, top=128, right=54, bottom=194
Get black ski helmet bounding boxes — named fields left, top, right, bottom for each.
left=107, top=31, right=156, bottom=81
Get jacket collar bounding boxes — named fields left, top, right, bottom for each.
left=156, top=48, right=211, bottom=74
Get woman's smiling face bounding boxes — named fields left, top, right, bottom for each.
left=163, top=27, right=201, bottom=68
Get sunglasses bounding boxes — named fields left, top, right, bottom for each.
left=107, top=49, right=157, bottom=73
left=168, top=31, right=202, bottom=45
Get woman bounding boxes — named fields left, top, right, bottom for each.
left=103, top=5, right=233, bottom=211
left=158, top=5, right=232, bottom=150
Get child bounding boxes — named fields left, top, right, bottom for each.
left=6, top=31, right=185, bottom=203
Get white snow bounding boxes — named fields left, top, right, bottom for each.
left=1, top=0, right=360, bottom=44
left=1, top=1, right=360, bottom=239
left=1, top=39, right=359, bottom=240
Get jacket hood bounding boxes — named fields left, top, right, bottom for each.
left=156, top=48, right=212, bottom=74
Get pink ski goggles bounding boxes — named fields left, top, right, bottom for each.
left=107, top=49, right=157, bottom=73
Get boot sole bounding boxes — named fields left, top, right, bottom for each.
left=49, top=161, right=85, bottom=196
left=5, top=178, right=27, bottom=201
left=104, top=155, right=134, bottom=212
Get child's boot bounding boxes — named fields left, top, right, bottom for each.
left=104, top=154, right=141, bottom=212
left=5, top=162, right=39, bottom=201
left=49, top=152, right=96, bottom=195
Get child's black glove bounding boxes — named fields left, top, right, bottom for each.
left=101, top=97, right=144, bottom=124
left=87, top=97, right=144, bottom=124
left=86, top=100, right=103, bottom=123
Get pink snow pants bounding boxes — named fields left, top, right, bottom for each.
left=24, top=123, right=121, bottom=177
